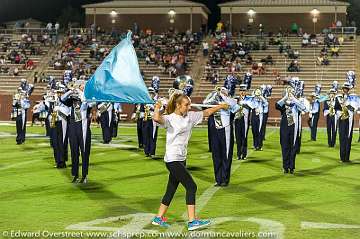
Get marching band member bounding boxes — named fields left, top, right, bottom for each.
left=204, top=90, right=216, bottom=153
left=204, top=87, right=240, bottom=187
left=98, top=102, right=113, bottom=144
left=295, top=81, right=307, bottom=154
left=323, top=89, right=337, bottom=147
left=112, top=103, right=122, bottom=138
left=346, top=71, right=356, bottom=88
left=249, top=88, right=268, bottom=151
left=62, top=81, right=94, bottom=183
left=51, top=85, right=70, bottom=168
left=224, top=73, right=239, bottom=97
left=143, top=87, right=158, bottom=158
left=132, top=104, right=144, bottom=148
left=234, top=84, right=251, bottom=160
left=12, top=87, right=30, bottom=145
left=335, top=82, right=357, bottom=163
left=44, top=88, right=56, bottom=141
left=243, top=72, right=252, bottom=90
left=308, top=93, right=320, bottom=141
left=276, top=86, right=306, bottom=174
left=259, top=85, right=272, bottom=147
left=20, top=78, right=34, bottom=96
left=31, top=100, right=45, bottom=127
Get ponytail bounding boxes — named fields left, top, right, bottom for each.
left=166, top=92, right=189, bottom=115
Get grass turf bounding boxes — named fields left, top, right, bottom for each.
left=1, top=123, right=360, bottom=239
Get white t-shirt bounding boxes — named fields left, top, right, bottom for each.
left=162, top=111, right=203, bottom=162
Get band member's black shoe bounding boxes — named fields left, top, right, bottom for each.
left=80, top=177, right=88, bottom=184
left=72, top=176, right=78, bottom=183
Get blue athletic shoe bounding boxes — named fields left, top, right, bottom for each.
left=188, top=219, right=211, bottom=231
left=151, top=216, right=170, bottom=228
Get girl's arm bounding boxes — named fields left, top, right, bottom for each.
left=153, top=102, right=165, bottom=125
left=203, top=103, right=229, bottom=117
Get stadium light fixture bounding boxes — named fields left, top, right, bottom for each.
left=110, top=9, right=118, bottom=17
left=168, top=9, right=176, bottom=16
left=247, top=9, right=256, bottom=17
left=311, top=8, right=320, bottom=17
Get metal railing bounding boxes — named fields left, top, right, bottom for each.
left=0, top=28, right=58, bottom=35
left=328, top=27, right=357, bottom=37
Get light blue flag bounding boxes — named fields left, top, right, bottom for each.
left=84, top=31, right=154, bottom=104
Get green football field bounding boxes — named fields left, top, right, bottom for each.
left=1, top=123, right=360, bottom=239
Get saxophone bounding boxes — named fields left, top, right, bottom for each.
left=339, top=95, right=349, bottom=120
left=50, top=97, right=58, bottom=128
left=50, top=111, right=57, bottom=128
left=328, top=99, right=336, bottom=116
left=144, top=105, right=151, bottom=121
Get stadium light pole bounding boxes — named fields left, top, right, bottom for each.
left=93, top=8, right=96, bottom=28
left=311, top=8, right=320, bottom=34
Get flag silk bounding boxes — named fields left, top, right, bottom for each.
left=84, top=31, right=154, bottom=104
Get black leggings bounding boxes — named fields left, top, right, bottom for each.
left=161, top=161, right=197, bottom=206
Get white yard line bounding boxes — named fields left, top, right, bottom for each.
left=301, top=221, right=360, bottom=229
left=0, top=159, right=41, bottom=171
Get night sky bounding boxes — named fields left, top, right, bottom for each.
left=0, top=0, right=230, bottom=29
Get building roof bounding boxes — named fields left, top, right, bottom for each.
left=83, top=0, right=210, bottom=13
left=3, top=18, right=44, bottom=25
left=219, top=0, right=350, bottom=7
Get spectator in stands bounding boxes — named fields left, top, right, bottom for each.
left=246, top=55, right=253, bottom=65
left=317, top=55, right=330, bottom=66
left=338, top=36, right=344, bottom=45
left=302, top=32, right=310, bottom=47
left=202, top=41, right=209, bottom=56
left=288, top=60, right=300, bottom=72
left=25, top=59, right=34, bottom=70
left=0, top=65, right=9, bottom=74
left=0, top=56, right=5, bottom=65
left=55, top=22, right=60, bottom=32
left=251, top=62, right=265, bottom=75
left=310, top=34, right=318, bottom=47
left=13, top=67, right=19, bottom=76
left=14, top=54, right=21, bottom=64
left=261, top=55, right=274, bottom=65
left=54, top=60, right=63, bottom=70
left=40, top=72, right=47, bottom=83
left=336, top=20, right=343, bottom=28
left=33, top=72, right=39, bottom=83
left=235, top=60, right=242, bottom=72
left=291, top=23, right=299, bottom=34
left=211, top=70, right=219, bottom=85
left=330, top=45, right=339, bottom=57
left=288, top=49, right=299, bottom=59
left=46, top=22, right=53, bottom=32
